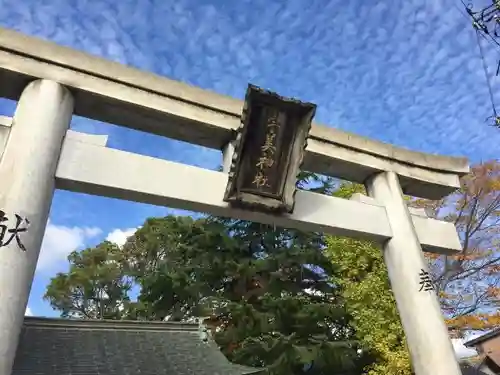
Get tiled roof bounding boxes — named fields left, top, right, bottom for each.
left=12, top=317, right=263, bottom=375
left=464, top=327, right=500, bottom=348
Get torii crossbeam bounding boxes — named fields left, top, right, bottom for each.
left=0, top=27, right=469, bottom=375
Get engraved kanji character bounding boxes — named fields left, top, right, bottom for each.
left=266, top=108, right=280, bottom=129
left=256, top=156, right=274, bottom=169
left=418, top=269, right=434, bottom=292
left=0, top=210, right=30, bottom=252
left=267, top=116, right=279, bottom=128
left=261, top=132, right=276, bottom=154
left=252, top=172, right=269, bottom=188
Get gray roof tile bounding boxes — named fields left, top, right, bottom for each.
left=12, top=317, right=263, bottom=375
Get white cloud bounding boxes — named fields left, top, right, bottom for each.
left=25, top=307, right=33, bottom=316
left=37, top=220, right=102, bottom=272
left=106, top=227, right=138, bottom=247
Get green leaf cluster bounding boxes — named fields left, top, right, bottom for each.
left=324, top=182, right=411, bottom=375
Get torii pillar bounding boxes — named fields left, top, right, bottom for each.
left=366, top=172, right=461, bottom=375
left=0, top=80, right=74, bottom=375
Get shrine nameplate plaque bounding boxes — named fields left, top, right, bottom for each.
left=223, top=84, right=316, bottom=213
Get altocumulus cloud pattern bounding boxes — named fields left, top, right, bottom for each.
left=1, top=0, right=499, bottom=162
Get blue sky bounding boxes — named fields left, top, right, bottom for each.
left=1, top=0, right=498, bottom=357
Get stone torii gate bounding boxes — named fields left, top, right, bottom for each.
left=0, top=28, right=469, bottom=375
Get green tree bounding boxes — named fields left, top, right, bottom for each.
left=46, top=172, right=373, bottom=374
left=121, top=172, right=371, bottom=374
left=44, top=241, right=133, bottom=319
left=124, top=214, right=368, bottom=374
left=122, top=215, right=242, bottom=321
left=324, top=182, right=411, bottom=375
left=205, top=218, right=367, bottom=374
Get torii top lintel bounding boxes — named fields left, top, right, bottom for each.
left=0, top=27, right=469, bottom=200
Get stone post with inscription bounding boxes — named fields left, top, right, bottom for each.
left=0, top=80, right=74, bottom=375
left=365, top=172, right=462, bottom=375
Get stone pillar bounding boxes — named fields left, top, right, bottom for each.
left=365, top=171, right=461, bottom=375
left=0, top=80, right=74, bottom=375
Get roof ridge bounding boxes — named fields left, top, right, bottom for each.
left=464, top=327, right=500, bottom=347
left=23, top=316, right=201, bottom=332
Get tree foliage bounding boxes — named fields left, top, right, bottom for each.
left=325, top=182, right=412, bottom=375
left=44, top=241, right=133, bottom=319
left=324, top=161, right=500, bottom=373
left=412, top=160, right=500, bottom=334
left=45, top=173, right=371, bottom=375
left=199, top=216, right=368, bottom=374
